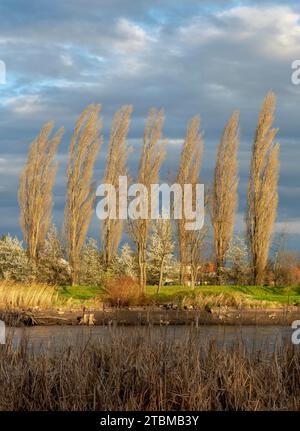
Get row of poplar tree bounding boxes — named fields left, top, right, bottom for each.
left=18, top=92, right=280, bottom=289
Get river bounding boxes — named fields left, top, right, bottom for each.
left=6, top=324, right=298, bottom=354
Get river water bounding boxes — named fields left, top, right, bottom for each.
left=6, top=325, right=298, bottom=354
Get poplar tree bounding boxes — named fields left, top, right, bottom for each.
left=64, top=104, right=102, bottom=285
left=246, top=92, right=280, bottom=285
left=211, top=111, right=240, bottom=282
left=19, top=122, right=63, bottom=263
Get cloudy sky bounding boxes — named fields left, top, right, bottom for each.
left=0, top=0, right=300, bottom=250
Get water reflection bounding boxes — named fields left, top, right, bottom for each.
left=7, top=325, right=296, bottom=354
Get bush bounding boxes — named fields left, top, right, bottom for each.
left=115, top=243, right=137, bottom=278
left=105, top=275, right=140, bottom=307
left=37, top=228, right=71, bottom=285
left=0, top=235, right=31, bottom=282
left=78, top=239, right=105, bottom=286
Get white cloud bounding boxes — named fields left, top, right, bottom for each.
left=178, top=6, right=300, bottom=59
left=60, top=54, right=73, bottom=67
left=0, top=156, right=25, bottom=174
left=231, top=213, right=300, bottom=236
left=115, top=18, right=148, bottom=53
left=275, top=219, right=300, bottom=234
left=3, top=95, right=42, bottom=114
left=168, top=139, right=184, bottom=146
left=218, top=6, right=300, bottom=58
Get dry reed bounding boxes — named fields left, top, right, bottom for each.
left=180, top=292, right=278, bottom=309
left=0, top=281, right=57, bottom=309
left=0, top=329, right=299, bottom=410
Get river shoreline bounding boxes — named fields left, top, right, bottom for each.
left=1, top=305, right=299, bottom=327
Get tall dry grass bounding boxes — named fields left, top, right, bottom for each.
left=180, top=292, right=279, bottom=310
left=0, top=330, right=299, bottom=410
left=0, top=282, right=57, bottom=309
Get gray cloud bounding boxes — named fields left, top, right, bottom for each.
left=0, top=0, right=299, bottom=250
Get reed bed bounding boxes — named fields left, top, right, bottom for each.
left=181, top=292, right=278, bottom=309
left=0, top=282, right=58, bottom=309
left=0, top=329, right=299, bottom=411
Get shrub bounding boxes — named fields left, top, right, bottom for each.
left=115, top=243, right=137, bottom=278
left=37, top=228, right=71, bottom=285
left=0, top=235, right=31, bottom=282
left=105, top=275, right=140, bottom=307
left=226, top=236, right=251, bottom=285
left=78, top=239, right=105, bottom=286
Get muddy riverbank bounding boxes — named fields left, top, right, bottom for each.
left=1, top=305, right=299, bottom=326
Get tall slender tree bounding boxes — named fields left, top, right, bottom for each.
left=246, top=92, right=280, bottom=285
left=177, top=116, right=203, bottom=285
left=211, top=111, right=240, bottom=282
left=129, top=108, right=165, bottom=293
left=19, top=122, right=64, bottom=263
left=101, top=105, right=133, bottom=268
left=64, top=104, right=102, bottom=285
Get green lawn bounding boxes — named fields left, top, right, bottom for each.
left=147, top=284, right=300, bottom=305
left=59, top=285, right=100, bottom=301
left=58, top=284, right=300, bottom=306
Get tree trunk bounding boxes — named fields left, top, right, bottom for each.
left=191, top=269, right=195, bottom=289
left=158, top=257, right=165, bottom=294
left=105, top=224, right=111, bottom=269
left=70, top=255, right=78, bottom=286
left=180, top=263, right=186, bottom=286
left=71, top=271, right=77, bottom=286
left=138, top=246, right=146, bottom=294
left=216, top=257, right=224, bottom=285
left=254, top=265, right=264, bottom=286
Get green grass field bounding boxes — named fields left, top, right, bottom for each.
left=59, top=285, right=100, bottom=301
left=147, top=285, right=300, bottom=305
left=58, top=284, right=300, bottom=306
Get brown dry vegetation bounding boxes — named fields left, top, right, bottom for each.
left=104, top=275, right=141, bottom=306
left=0, top=330, right=299, bottom=410
left=180, top=291, right=278, bottom=309
left=0, top=282, right=57, bottom=309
